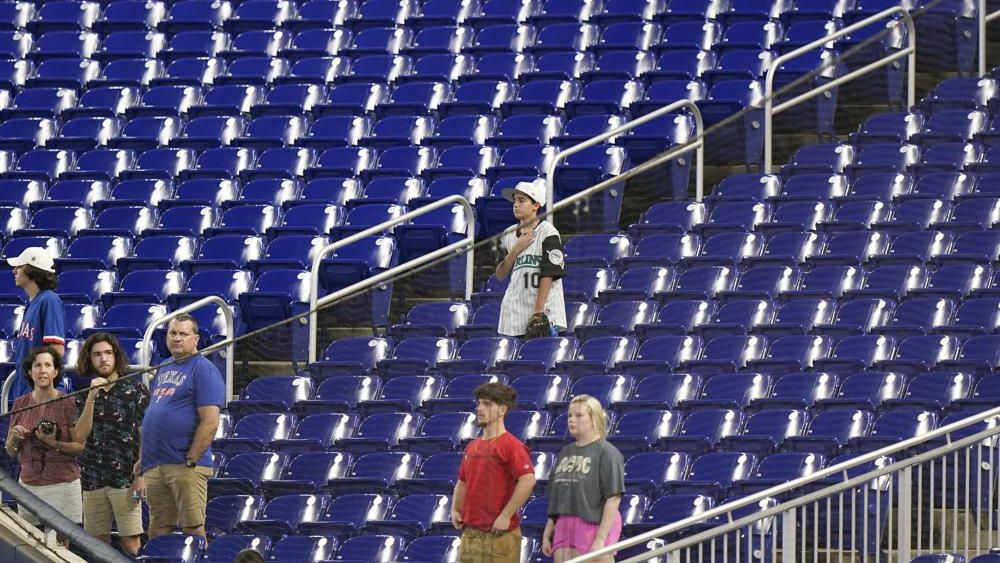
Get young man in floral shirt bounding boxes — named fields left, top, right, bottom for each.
left=74, top=332, right=147, bottom=556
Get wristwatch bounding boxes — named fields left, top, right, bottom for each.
left=185, top=458, right=197, bottom=468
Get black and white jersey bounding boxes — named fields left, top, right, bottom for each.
left=497, top=220, right=567, bottom=336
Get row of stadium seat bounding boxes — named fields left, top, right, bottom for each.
left=0, top=0, right=953, bottom=35
left=228, top=371, right=992, bottom=418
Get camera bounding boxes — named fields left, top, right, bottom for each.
left=36, top=420, right=59, bottom=439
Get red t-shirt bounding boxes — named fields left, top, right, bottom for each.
left=457, top=431, right=534, bottom=531
left=10, top=392, right=80, bottom=486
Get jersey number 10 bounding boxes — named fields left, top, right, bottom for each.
left=522, top=271, right=540, bottom=289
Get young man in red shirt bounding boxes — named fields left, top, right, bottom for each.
left=452, top=382, right=536, bottom=561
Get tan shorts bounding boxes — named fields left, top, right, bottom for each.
left=82, top=487, right=143, bottom=537
left=459, top=527, right=522, bottom=563
left=144, top=464, right=212, bottom=531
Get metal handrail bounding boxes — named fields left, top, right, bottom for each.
left=544, top=99, right=705, bottom=224
left=140, top=296, right=235, bottom=404
left=0, top=371, right=13, bottom=415
left=307, top=194, right=475, bottom=363
left=979, top=0, right=1000, bottom=75
left=570, top=404, right=1000, bottom=562
left=763, top=6, right=917, bottom=173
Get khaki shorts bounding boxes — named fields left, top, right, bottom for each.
left=144, top=464, right=212, bottom=531
left=82, top=487, right=143, bottom=537
left=460, top=527, right=522, bottom=563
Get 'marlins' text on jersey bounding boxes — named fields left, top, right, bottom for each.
left=497, top=220, right=568, bottom=336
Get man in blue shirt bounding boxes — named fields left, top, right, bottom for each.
left=140, top=313, right=224, bottom=540
left=7, top=247, right=65, bottom=405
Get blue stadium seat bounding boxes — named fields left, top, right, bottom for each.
left=298, top=116, right=372, bottom=150
left=663, top=451, right=758, bottom=498
left=209, top=452, right=289, bottom=497
left=659, top=408, right=744, bottom=455
left=237, top=493, right=329, bottom=537
left=259, top=451, right=352, bottom=497
left=203, top=535, right=271, bottom=563
left=57, top=270, right=117, bottom=305
left=330, top=412, right=422, bottom=455
left=753, top=371, right=840, bottom=410
left=617, top=335, right=703, bottom=376
left=846, top=408, right=938, bottom=453
left=294, top=376, right=379, bottom=416
left=375, top=337, right=456, bottom=378
left=358, top=375, right=444, bottom=415
left=204, top=495, right=266, bottom=536
left=228, top=376, right=313, bottom=420
left=139, top=534, right=206, bottom=562
left=608, top=410, right=679, bottom=457
left=149, top=57, right=222, bottom=89
left=721, top=408, right=809, bottom=456
left=270, top=412, right=359, bottom=454
left=336, top=56, right=408, bottom=87
left=215, top=413, right=297, bottom=456
left=326, top=450, right=421, bottom=497
left=732, top=452, right=826, bottom=496
left=783, top=408, right=873, bottom=455
left=497, top=336, right=579, bottom=377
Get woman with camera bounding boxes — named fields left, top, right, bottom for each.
left=5, top=345, right=84, bottom=540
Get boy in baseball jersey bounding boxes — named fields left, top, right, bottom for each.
left=495, top=179, right=567, bottom=337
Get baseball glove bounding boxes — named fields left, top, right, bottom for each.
left=525, top=312, right=552, bottom=339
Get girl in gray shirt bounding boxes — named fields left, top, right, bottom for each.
left=542, top=395, right=625, bottom=562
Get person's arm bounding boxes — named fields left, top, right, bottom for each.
left=533, top=276, right=553, bottom=314
left=542, top=517, right=556, bottom=557
left=185, top=405, right=220, bottom=463
left=132, top=429, right=145, bottom=497
left=5, top=420, right=25, bottom=457
left=40, top=295, right=66, bottom=359
left=49, top=343, right=64, bottom=358
left=533, top=231, right=564, bottom=315
left=59, top=424, right=85, bottom=456
left=496, top=230, right=536, bottom=281
left=492, top=472, right=536, bottom=533
left=451, top=479, right=466, bottom=529
left=74, top=377, right=109, bottom=443
left=34, top=424, right=84, bottom=456
left=590, top=495, right=622, bottom=551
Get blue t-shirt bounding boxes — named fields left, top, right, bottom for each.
left=141, top=354, right=225, bottom=472
left=11, top=290, right=65, bottom=401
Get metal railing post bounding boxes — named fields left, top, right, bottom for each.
left=763, top=6, right=917, bottom=173
left=1, top=371, right=13, bottom=414
left=898, top=465, right=913, bottom=562
left=978, top=0, right=1000, bottom=76
left=308, top=195, right=476, bottom=363
left=544, top=100, right=705, bottom=227
left=140, top=296, right=235, bottom=404
left=781, top=508, right=797, bottom=563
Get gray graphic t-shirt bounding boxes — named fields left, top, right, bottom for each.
left=545, top=439, right=625, bottom=523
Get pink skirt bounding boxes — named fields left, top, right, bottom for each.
left=552, top=513, right=623, bottom=555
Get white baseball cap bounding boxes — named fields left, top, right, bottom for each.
left=7, top=247, right=56, bottom=273
left=502, top=179, right=547, bottom=207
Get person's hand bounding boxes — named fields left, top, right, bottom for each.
left=131, top=475, right=145, bottom=501
left=589, top=538, right=606, bottom=554
left=450, top=508, right=463, bottom=530
left=88, top=377, right=108, bottom=398
left=511, top=230, right=536, bottom=256
left=33, top=428, right=57, bottom=448
left=491, top=514, right=511, bottom=535
left=542, top=532, right=554, bottom=557
left=9, top=425, right=28, bottom=443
